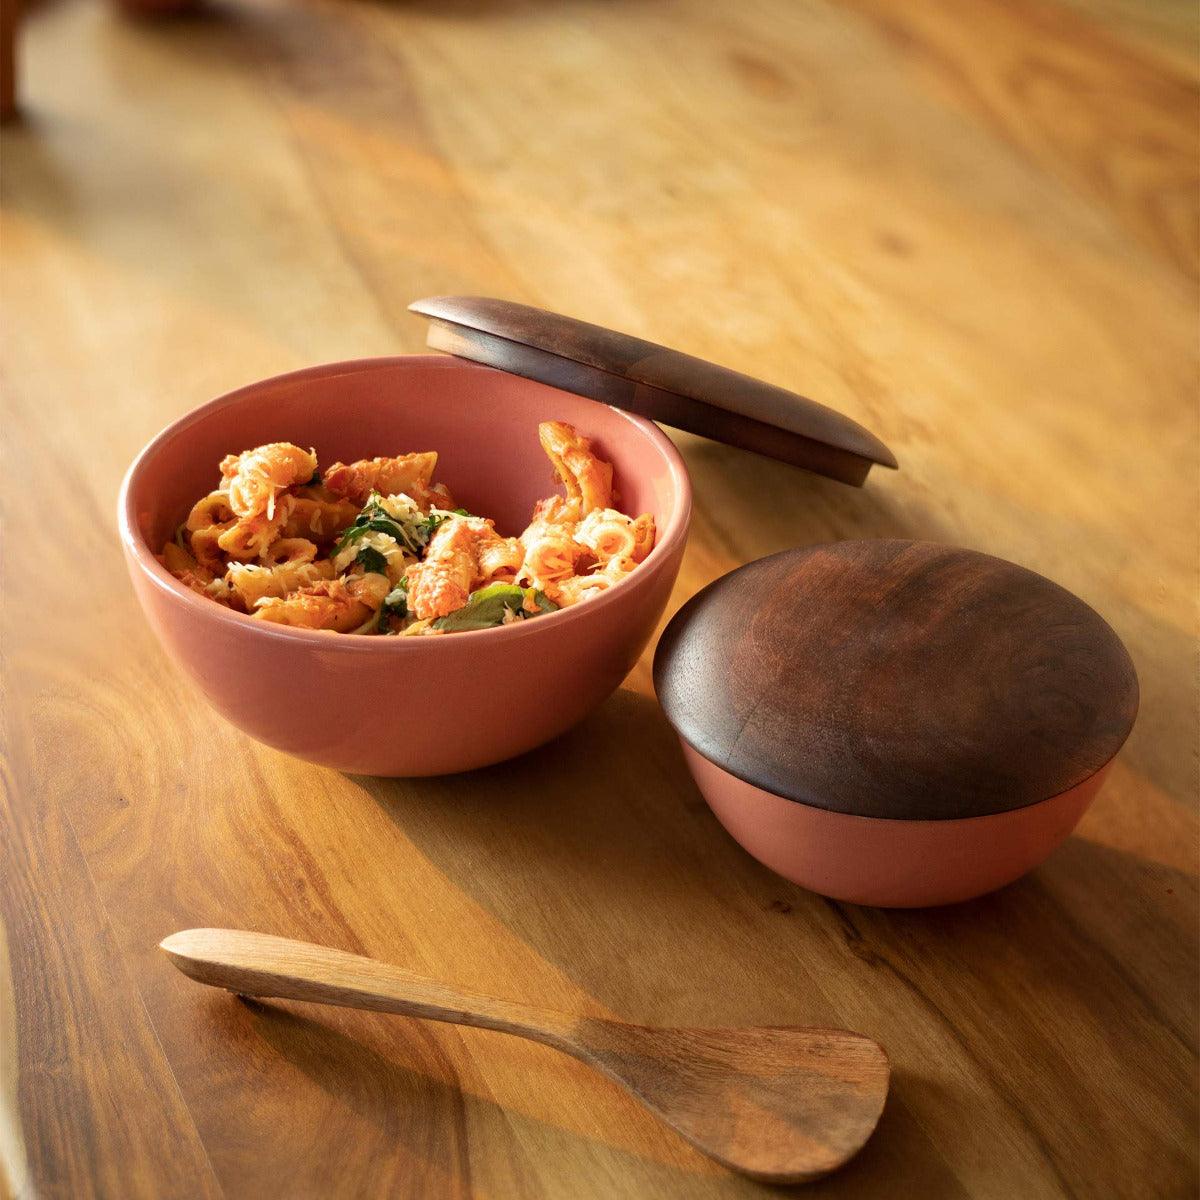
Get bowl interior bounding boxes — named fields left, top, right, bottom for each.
left=125, top=357, right=687, bottom=552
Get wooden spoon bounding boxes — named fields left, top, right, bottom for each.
left=161, top=928, right=889, bottom=1183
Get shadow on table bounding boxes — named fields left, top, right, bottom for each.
left=357, top=686, right=1197, bottom=1010
left=236, top=1000, right=735, bottom=1196
left=227, top=992, right=960, bottom=1198
left=354, top=680, right=1196, bottom=1193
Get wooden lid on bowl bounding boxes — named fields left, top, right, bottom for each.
left=409, top=295, right=898, bottom=487
left=653, top=540, right=1138, bottom=821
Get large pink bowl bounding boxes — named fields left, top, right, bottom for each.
left=119, top=357, right=691, bottom=776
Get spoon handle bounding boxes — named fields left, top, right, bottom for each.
left=160, top=928, right=578, bottom=1049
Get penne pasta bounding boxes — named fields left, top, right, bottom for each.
left=161, top=421, right=655, bottom=635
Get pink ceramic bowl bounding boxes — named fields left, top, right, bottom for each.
left=119, top=357, right=691, bottom=775
left=680, top=744, right=1113, bottom=908
left=653, top=540, right=1138, bottom=908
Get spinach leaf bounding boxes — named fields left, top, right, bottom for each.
left=335, top=517, right=401, bottom=556
left=335, top=508, right=416, bottom=557
left=337, top=495, right=476, bottom=560
left=356, top=547, right=388, bottom=576
left=432, top=584, right=524, bottom=632
left=432, top=584, right=559, bottom=632
left=421, top=506, right=474, bottom=542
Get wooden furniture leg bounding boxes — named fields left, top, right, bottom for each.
left=0, top=0, right=17, bottom=122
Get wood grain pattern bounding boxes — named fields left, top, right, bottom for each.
left=1, top=680, right=223, bottom=1199
left=161, top=929, right=889, bottom=1183
left=1, top=0, right=1196, bottom=1196
left=839, top=0, right=1200, bottom=280
left=654, top=540, right=1139, bottom=819
left=410, top=295, right=898, bottom=485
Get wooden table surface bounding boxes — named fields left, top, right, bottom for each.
left=2, top=1, right=1197, bottom=1197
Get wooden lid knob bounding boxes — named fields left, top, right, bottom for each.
left=409, top=295, right=897, bottom=487
left=653, top=540, right=1138, bottom=821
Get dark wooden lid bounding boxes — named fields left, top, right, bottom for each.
left=653, top=540, right=1138, bottom=821
left=409, top=296, right=898, bottom=487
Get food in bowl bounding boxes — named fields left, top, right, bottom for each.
left=157, top=420, right=656, bottom=637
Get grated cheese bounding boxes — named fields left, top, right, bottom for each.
left=377, top=492, right=421, bottom=522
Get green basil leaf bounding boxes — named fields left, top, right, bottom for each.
left=473, top=583, right=525, bottom=602
left=431, top=583, right=559, bottom=632
left=333, top=521, right=370, bottom=555
left=432, top=583, right=525, bottom=632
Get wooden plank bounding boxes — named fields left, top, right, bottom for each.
left=1, top=693, right=223, bottom=1198
left=837, top=0, right=1200, bottom=281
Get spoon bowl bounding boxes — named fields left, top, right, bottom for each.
left=571, top=1019, right=890, bottom=1182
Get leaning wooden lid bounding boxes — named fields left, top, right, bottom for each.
left=653, top=540, right=1138, bottom=821
left=409, top=295, right=897, bottom=487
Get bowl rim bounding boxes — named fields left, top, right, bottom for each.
left=118, top=355, right=693, bottom=650
left=675, top=736, right=1120, bottom=822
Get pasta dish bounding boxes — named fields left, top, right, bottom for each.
left=158, top=421, right=656, bottom=635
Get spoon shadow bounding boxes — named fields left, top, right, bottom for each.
left=223, top=995, right=956, bottom=1196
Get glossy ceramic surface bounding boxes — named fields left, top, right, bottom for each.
left=681, top=742, right=1111, bottom=907
left=120, top=357, right=692, bottom=775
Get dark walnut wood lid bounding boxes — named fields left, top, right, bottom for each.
left=409, top=295, right=898, bottom=487
left=653, top=540, right=1138, bottom=821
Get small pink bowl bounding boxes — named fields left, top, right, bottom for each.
left=680, top=743, right=1112, bottom=908
left=653, top=541, right=1138, bottom=908
left=119, top=357, right=691, bottom=776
